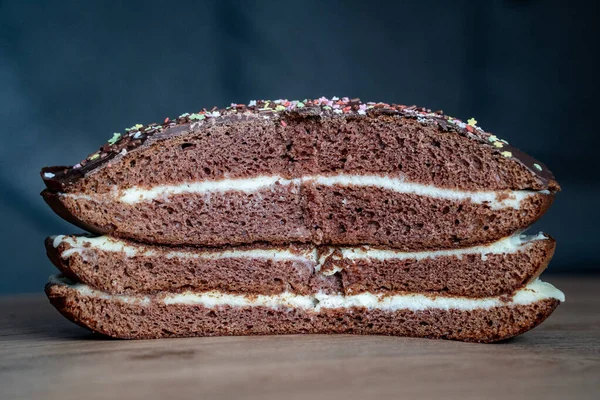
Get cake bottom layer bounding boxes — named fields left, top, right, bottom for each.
left=46, top=275, right=563, bottom=342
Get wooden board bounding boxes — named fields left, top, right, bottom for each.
left=1, top=276, right=598, bottom=400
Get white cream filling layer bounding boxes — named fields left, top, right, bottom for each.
left=52, top=232, right=547, bottom=270
left=64, top=174, right=548, bottom=209
left=337, top=233, right=546, bottom=262
left=48, top=274, right=565, bottom=311
left=51, top=235, right=316, bottom=263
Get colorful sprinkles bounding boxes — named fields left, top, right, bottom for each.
left=41, top=97, right=547, bottom=184
left=107, top=133, right=121, bottom=145
left=189, top=113, right=205, bottom=121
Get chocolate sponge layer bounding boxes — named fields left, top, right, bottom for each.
left=45, top=279, right=560, bottom=343
left=327, top=236, right=556, bottom=297
left=46, top=233, right=555, bottom=297
left=42, top=185, right=553, bottom=249
left=41, top=105, right=559, bottom=194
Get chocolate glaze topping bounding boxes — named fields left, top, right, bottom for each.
left=41, top=97, right=556, bottom=192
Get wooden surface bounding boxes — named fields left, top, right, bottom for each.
left=1, top=277, right=598, bottom=400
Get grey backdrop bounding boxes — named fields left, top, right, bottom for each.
left=1, top=0, right=598, bottom=294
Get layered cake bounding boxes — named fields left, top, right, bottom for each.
left=42, top=97, right=564, bottom=342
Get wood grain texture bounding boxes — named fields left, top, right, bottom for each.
left=1, top=276, right=598, bottom=400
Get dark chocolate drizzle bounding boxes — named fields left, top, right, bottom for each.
left=40, top=97, right=556, bottom=192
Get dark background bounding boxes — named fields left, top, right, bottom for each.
left=0, top=0, right=598, bottom=294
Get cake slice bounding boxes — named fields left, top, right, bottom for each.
left=47, top=232, right=555, bottom=298
left=41, top=98, right=559, bottom=248
left=41, top=98, right=564, bottom=342
left=46, top=274, right=564, bottom=342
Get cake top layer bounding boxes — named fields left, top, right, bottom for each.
left=41, top=97, right=557, bottom=192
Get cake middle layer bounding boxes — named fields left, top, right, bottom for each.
left=47, top=232, right=555, bottom=297
left=43, top=174, right=553, bottom=249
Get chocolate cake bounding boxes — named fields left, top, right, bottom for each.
left=41, top=97, right=564, bottom=342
